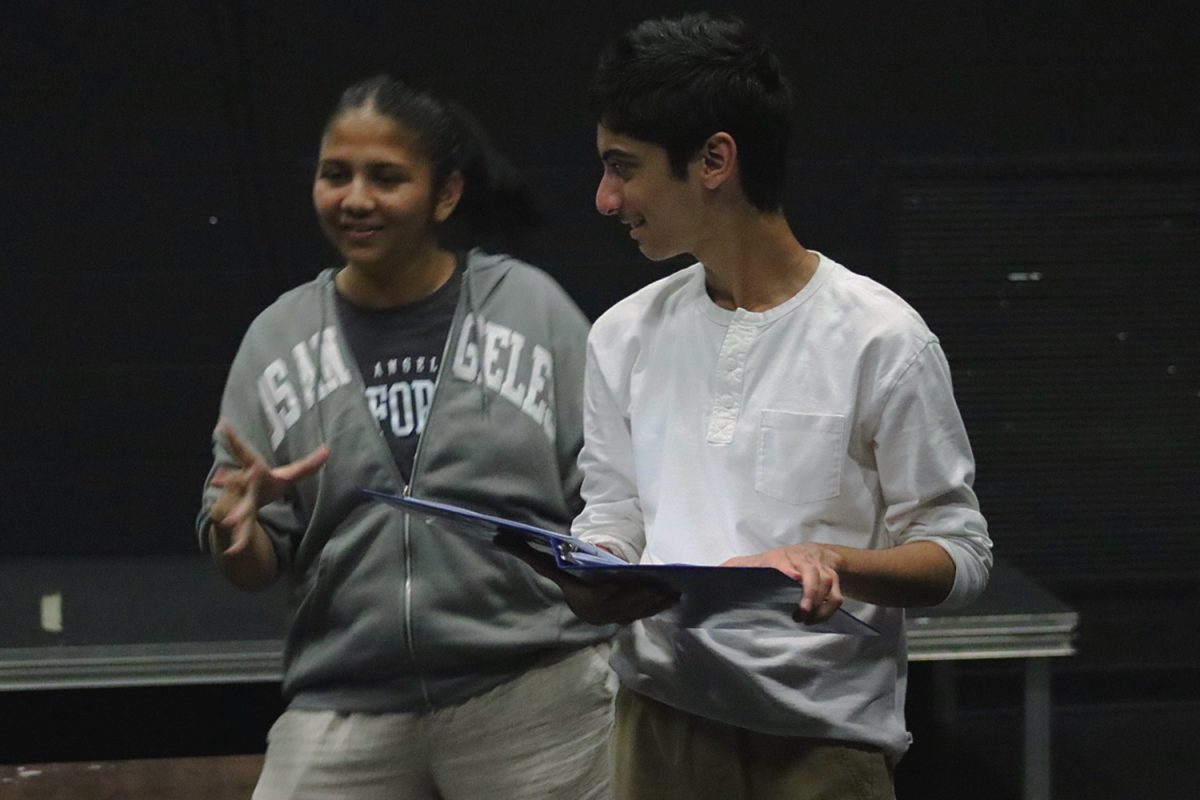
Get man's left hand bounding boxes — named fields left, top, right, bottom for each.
left=721, top=544, right=845, bottom=624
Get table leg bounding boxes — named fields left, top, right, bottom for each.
left=1023, top=658, right=1051, bottom=800
left=931, top=660, right=958, bottom=727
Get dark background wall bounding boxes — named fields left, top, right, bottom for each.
left=2, top=1, right=1197, bottom=794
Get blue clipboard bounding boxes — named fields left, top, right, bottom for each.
left=365, top=491, right=878, bottom=636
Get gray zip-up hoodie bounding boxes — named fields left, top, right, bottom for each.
left=198, top=250, right=613, bottom=712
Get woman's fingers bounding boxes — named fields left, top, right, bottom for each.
left=272, top=444, right=331, bottom=483
left=212, top=422, right=327, bottom=512
left=215, top=419, right=259, bottom=467
left=210, top=467, right=232, bottom=489
left=222, top=518, right=256, bottom=556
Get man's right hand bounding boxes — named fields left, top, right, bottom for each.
left=495, top=533, right=679, bottom=625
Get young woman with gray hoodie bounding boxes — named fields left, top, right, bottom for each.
left=198, top=75, right=614, bottom=800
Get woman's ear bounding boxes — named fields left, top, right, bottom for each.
left=699, top=132, right=737, bottom=190
left=434, top=170, right=465, bottom=223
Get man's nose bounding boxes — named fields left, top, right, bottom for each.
left=595, top=173, right=621, bottom=217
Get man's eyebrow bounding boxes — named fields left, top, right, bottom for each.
left=600, top=148, right=639, bottom=162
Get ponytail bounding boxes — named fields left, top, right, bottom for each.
left=439, top=99, right=542, bottom=251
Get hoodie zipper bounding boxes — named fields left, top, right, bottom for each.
left=327, top=265, right=470, bottom=712
left=400, top=263, right=481, bottom=712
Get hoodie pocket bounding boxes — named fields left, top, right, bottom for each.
left=755, top=410, right=845, bottom=505
left=289, top=528, right=349, bottom=635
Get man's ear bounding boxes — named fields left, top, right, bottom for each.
left=699, top=132, right=737, bottom=190
left=434, top=170, right=465, bottom=223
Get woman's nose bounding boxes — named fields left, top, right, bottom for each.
left=343, top=177, right=374, bottom=212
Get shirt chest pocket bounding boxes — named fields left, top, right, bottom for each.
left=755, top=410, right=845, bottom=505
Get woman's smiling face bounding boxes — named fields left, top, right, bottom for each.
left=313, top=106, right=455, bottom=275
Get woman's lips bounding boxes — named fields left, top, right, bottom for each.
left=341, top=225, right=382, bottom=243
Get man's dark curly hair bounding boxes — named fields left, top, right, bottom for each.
left=589, top=13, right=793, bottom=212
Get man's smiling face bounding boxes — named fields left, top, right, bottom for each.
left=594, top=125, right=704, bottom=262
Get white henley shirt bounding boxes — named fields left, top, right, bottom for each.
left=573, top=254, right=992, bottom=759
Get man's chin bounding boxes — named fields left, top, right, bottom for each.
left=636, top=241, right=684, bottom=262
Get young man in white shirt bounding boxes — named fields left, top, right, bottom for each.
left=518, top=12, right=993, bottom=799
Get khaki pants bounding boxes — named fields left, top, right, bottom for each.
left=253, top=644, right=616, bottom=800
left=613, top=688, right=894, bottom=800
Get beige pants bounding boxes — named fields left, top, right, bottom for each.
left=613, top=688, right=894, bottom=800
left=253, top=644, right=615, bottom=800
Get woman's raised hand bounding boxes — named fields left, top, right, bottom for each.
left=208, top=419, right=329, bottom=555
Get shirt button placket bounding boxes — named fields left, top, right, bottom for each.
left=706, top=311, right=759, bottom=445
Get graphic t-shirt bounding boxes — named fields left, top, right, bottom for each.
left=335, top=269, right=461, bottom=483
